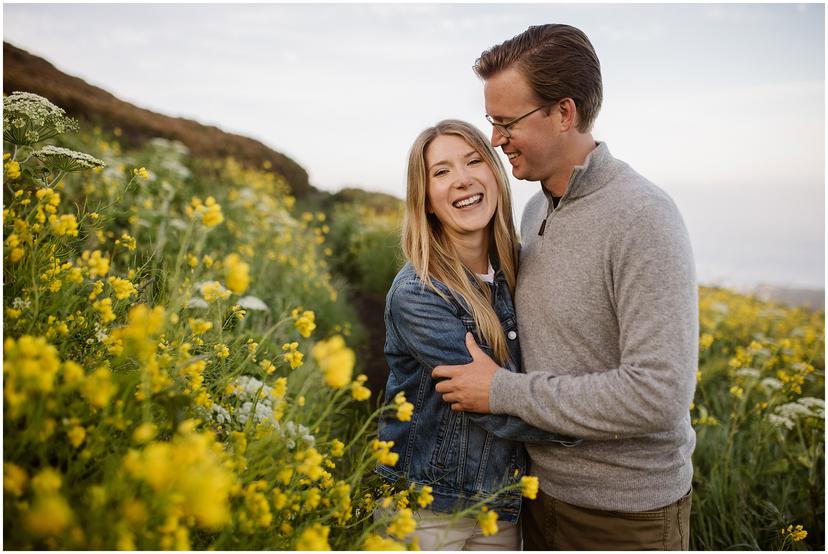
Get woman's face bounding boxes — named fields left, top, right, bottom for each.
left=425, top=134, right=499, bottom=242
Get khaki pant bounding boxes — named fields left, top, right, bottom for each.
left=374, top=507, right=520, bottom=550
left=522, top=489, right=692, bottom=550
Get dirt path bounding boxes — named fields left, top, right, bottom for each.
left=349, top=289, right=390, bottom=400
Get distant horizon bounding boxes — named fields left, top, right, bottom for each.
left=3, top=3, right=824, bottom=290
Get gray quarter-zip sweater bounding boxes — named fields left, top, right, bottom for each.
left=489, top=142, right=698, bottom=512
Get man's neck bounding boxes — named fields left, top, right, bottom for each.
left=541, top=133, right=596, bottom=197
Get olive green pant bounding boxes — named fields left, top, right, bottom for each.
left=522, top=489, right=692, bottom=550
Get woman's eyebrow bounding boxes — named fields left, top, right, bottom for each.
left=428, top=150, right=479, bottom=171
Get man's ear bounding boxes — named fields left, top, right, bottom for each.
left=558, top=98, right=578, bottom=132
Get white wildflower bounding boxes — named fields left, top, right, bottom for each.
left=759, top=377, right=783, bottom=391
left=797, top=397, right=824, bottom=417
left=187, top=297, right=210, bottom=309
left=94, top=323, right=109, bottom=343
left=237, top=295, right=269, bottom=312
left=735, top=368, right=761, bottom=380
left=767, top=413, right=796, bottom=430
left=3, top=91, right=78, bottom=145
left=12, top=297, right=31, bottom=310
left=33, top=145, right=105, bottom=172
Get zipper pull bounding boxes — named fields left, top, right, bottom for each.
left=538, top=217, right=548, bottom=236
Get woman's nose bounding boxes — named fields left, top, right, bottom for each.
left=455, top=167, right=473, bottom=188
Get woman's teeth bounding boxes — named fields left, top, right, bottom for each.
left=453, top=194, right=482, bottom=208
left=507, top=152, right=520, bottom=160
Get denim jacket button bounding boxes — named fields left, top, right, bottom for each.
left=507, top=330, right=517, bottom=340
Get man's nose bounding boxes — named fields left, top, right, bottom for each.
left=491, top=128, right=508, bottom=148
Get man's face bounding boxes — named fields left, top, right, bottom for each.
left=483, top=66, right=562, bottom=185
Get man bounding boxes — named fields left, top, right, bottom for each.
left=432, top=24, right=698, bottom=550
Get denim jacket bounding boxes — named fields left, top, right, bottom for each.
left=377, top=262, right=579, bottom=523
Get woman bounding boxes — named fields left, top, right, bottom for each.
left=377, top=120, right=577, bottom=550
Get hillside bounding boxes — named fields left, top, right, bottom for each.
left=3, top=42, right=314, bottom=198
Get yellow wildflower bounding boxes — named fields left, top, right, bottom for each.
left=81, top=366, right=117, bottom=409
left=282, top=342, right=304, bottom=369
left=88, top=280, right=104, bottom=300
left=9, top=247, right=24, bottom=263
left=133, top=423, right=157, bottom=444
left=699, top=333, right=714, bottom=350
left=133, top=167, right=150, bottom=179
left=477, top=506, right=499, bottom=536
left=363, top=534, right=406, bottom=550
left=67, top=425, right=86, bottom=448
left=520, top=475, right=539, bottom=499
left=387, top=507, right=417, bottom=539
left=372, top=439, right=399, bottom=466
left=780, top=523, right=808, bottom=542
left=200, top=280, right=231, bottom=302
left=272, top=377, right=288, bottom=399
left=223, top=253, right=250, bottom=294
left=24, top=494, right=73, bottom=537
left=351, top=374, right=372, bottom=401
left=295, top=523, right=330, bottom=550
left=123, top=426, right=236, bottom=530
left=394, top=391, right=414, bottom=421
left=191, top=196, right=224, bottom=227
left=4, top=159, right=21, bottom=180
left=214, top=343, right=230, bottom=359
left=296, top=448, right=325, bottom=481
left=3, top=335, right=62, bottom=415
left=108, top=276, right=138, bottom=300
left=62, top=361, right=85, bottom=386
left=277, top=467, right=293, bottom=485
left=3, top=462, right=28, bottom=497
left=416, top=485, right=434, bottom=508
left=187, top=254, right=199, bottom=268
left=311, top=335, right=355, bottom=389
left=729, top=385, right=744, bottom=399
left=31, top=468, right=62, bottom=495
left=330, top=439, right=345, bottom=457
left=188, top=317, right=213, bottom=335
left=293, top=308, right=317, bottom=337
left=115, top=232, right=137, bottom=251
left=93, top=297, right=116, bottom=324
left=80, top=250, right=110, bottom=278
left=48, top=213, right=79, bottom=236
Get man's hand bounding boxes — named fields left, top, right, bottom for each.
left=432, top=332, right=500, bottom=413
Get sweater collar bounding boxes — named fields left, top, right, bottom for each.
left=543, top=141, right=616, bottom=206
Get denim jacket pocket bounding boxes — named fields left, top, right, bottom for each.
left=430, top=403, right=460, bottom=469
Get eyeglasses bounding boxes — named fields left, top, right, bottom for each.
left=485, top=103, right=555, bottom=139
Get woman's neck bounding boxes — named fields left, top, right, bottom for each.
left=447, top=230, right=490, bottom=274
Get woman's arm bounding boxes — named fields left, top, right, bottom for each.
left=387, top=278, right=579, bottom=445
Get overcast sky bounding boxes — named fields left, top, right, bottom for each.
left=4, top=2, right=825, bottom=289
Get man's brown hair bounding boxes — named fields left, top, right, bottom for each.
left=474, top=24, right=603, bottom=133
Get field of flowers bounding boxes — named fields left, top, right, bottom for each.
left=2, top=92, right=824, bottom=550
left=2, top=91, right=535, bottom=550
left=692, top=287, right=824, bottom=549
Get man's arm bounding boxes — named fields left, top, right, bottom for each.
left=434, top=198, right=699, bottom=440
left=389, top=279, right=579, bottom=444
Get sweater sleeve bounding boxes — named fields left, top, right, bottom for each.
left=388, top=279, right=580, bottom=445
left=488, top=197, right=699, bottom=439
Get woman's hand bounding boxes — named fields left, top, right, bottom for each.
left=432, top=332, right=500, bottom=413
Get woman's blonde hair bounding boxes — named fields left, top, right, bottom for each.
left=402, top=120, right=519, bottom=366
